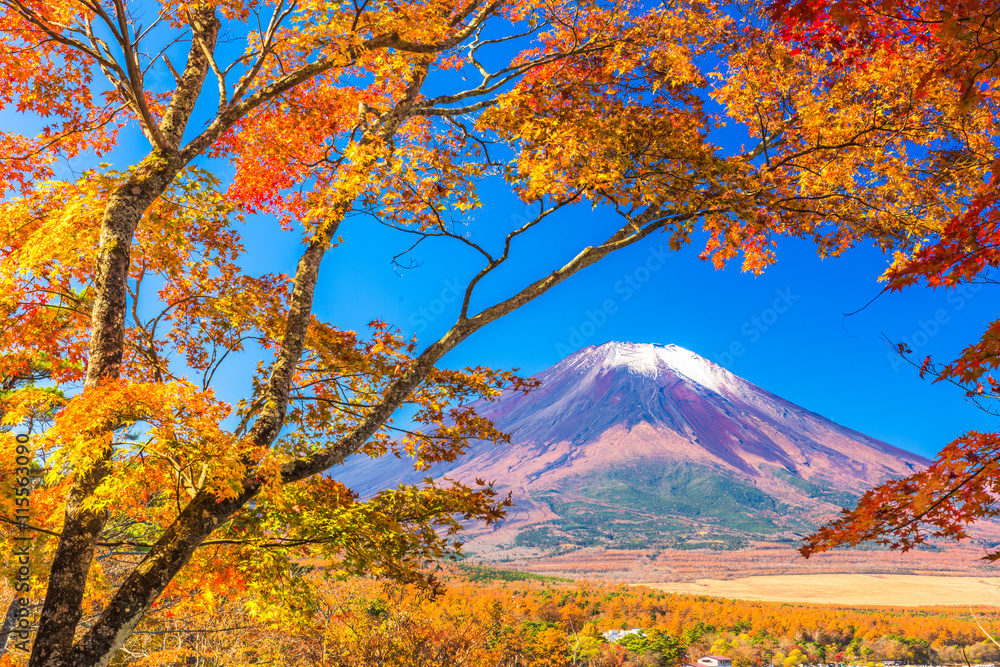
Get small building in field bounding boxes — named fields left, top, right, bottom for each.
left=697, top=656, right=733, bottom=667
left=603, top=628, right=643, bottom=643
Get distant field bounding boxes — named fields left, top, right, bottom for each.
left=639, top=574, right=1000, bottom=607
left=471, top=543, right=999, bottom=585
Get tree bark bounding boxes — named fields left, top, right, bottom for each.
left=0, top=595, right=22, bottom=661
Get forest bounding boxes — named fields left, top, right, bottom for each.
left=7, top=564, right=997, bottom=667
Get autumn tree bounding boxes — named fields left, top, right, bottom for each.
left=0, top=1, right=989, bottom=666
left=759, top=0, right=1000, bottom=560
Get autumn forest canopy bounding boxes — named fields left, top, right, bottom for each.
left=1, top=0, right=1000, bottom=665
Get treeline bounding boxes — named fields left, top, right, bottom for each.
left=499, top=545, right=997, bottom=584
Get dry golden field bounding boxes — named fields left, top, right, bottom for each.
left=472, top=543, right=1000, bottom=584
left=639, top=574, right=1000, bottom=607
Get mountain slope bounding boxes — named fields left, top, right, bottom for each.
left=336, top=342, right=930, bottom=551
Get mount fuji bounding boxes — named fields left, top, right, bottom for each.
left=337, top=342, right=930, bottom=551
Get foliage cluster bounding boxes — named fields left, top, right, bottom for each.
left=287, top=578, right=1000, bottom=667
left=456, top=564, right=573, bottom=584
left=6, top=573, right=999, bottom=667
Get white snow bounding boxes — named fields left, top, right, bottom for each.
left=596, top=342, right=732, bottom=395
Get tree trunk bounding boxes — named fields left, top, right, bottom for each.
left=28, top=6, right=221, bottom=663
left=28, top=157, right=186, bottom=667
left=0, top=595, right=22, bottom=660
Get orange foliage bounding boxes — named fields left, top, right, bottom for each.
left=112, top=572, right=1000, bottom=667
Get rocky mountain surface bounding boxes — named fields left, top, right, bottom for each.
left=337, top=342, right=931, bottom=552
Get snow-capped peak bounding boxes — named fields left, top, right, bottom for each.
left=593, top=341, right=731, bottom=395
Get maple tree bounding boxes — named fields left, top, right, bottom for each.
left=0, top=0, right=991, bottom=666
left=760, top=0, right=1000, bottom=560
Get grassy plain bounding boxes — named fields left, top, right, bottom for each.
left=472, top=543, right=998, bottom=583
left=639, top=573, right=1000, bottom=606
